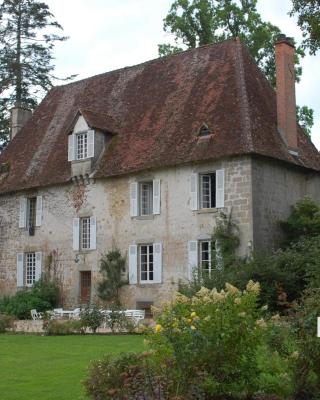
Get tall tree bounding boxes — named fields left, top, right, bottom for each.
left=159, top=0, right=313, bottom=134
left=290, top=0, right=320, bottom=55
left=0, top=0, right=73, bottom=147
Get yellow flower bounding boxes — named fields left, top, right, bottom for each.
left=175, top=293, right=189, bottom=304
left=246, top=280, right=261, bottom=294
left=154, top=324, right=162, bottom=333
left=204, top=315, right=211, bottom=322
left=225, top=282, right=239, bottom=295
left=187, top=318, right=192, bottom=324
left=234, top=297, right=241, bottom=305
left=190, top=311, right=197, bottom=318
left=196, top=287, right=211, bottom=298
left=190, top=325, right=196, bottom=330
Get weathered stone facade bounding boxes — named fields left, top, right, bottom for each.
left=0, top=156, right=256, bottom=307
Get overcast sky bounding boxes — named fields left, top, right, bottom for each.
left=46, top=0, right=320, bottom=149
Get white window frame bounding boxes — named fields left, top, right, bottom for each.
left=75, top=132, right=88, bottom=160
left=130, top=179, right=161, bottom=217
left=80, top=217, right=91, bottom=250
left=190, top=169, right=224, bottom=211
left=139, top=244, right=154, bottom=283
left=199, top=173, right=216, bottom=209
left=139, top=181, right=153, bottom=216
left=25, top=252, right=36, bottom=287
left=199, top=240, right=212, bottom=275
left=27, top=197, right=37, bottom=229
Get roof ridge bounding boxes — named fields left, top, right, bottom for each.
left=234, top=38, right=254, bottom=152
left=55, top=38, right=238, bottom=90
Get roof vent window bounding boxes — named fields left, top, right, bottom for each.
left=198, top=124, right=211, bottom=137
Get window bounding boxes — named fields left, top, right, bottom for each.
left=130, top=180, right=160, bottom=217
left=76, top=132, right=88, bottom=160
left=139, top=182, right=153, bottom=216
left=19, top=196, right=42, bottom=230
left=200, top=173, right=216, bottom=208
left=80, top=217, right=91, bottom=250
left=128, top=243, right=162, bottom=284
left=199, top=240, right=212, bottom=274
left=140, top=244, right=154, bottom=283
left=73, top=216, right=96, bottom=251
left=198, top=123, right=211, bottom=137
left=16, top=252, right=42, bottom=288
left=26, top=252, right=36, bottom=286
left=27, top=197, right=37, bottom=231
left=190, top=169, right=224, bottom=210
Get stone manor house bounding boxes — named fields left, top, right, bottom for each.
left=0, top=36, right=320, bottom=309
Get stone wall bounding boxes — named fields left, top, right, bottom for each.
left=251, top=156, right=320, bottom=250
left=0, top=156, right=253, bottom=307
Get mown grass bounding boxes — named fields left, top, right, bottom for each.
left=0, top=334, right=144, bottom=400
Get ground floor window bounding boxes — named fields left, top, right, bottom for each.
left=80, top=271, right=91, bottom=303
left=26, top=252, right=36, bottom=286
left=140, top=244, right=154, bottom=283
left=199, top=240, right=212, bottom=274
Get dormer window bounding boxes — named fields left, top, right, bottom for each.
left=76, top=132, right=88, bottom=160
left=68, top=130, right=94, bottom=162
left=198, top=123, right=211, bottom=137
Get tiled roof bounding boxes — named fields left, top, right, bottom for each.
left=0, top=38, right=319, bottom=194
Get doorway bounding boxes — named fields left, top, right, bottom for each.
left=80, top=271, right=91, bottom=303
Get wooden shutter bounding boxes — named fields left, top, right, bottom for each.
left=68, top=134, right=75, bottom=161
left=19, top=197, right=27, bottom=228
left=190, top=173, right=199, bottom=210
left=90, top=216, right=97, bottom=250
left=153, top=242, right=162, bottom=283
left=153, top=179, right=161, bottom=215
left=188, top=240, right=198, bottom=280
left=35, top=196, right=43, bottom=227
left=216, top=169, right=225, bottom=208
left=128, top=245, right=138, bottom=284
left=130, top=182, right=138, bottom=217
left=87, top=130, right=95, bottom=158
left=73, top=218, right=80, bottom=251
left=35, top=252, right=42, bottom=282
left=16, top=253, right=24, bottom=287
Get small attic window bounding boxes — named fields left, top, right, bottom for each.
left=198, top=124, right=211, bottom=137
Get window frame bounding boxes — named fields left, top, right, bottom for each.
left=199, top=172, right=216, bottom=209
left=25, top=252, right=36, bottom=287
left=75, top=131, right=88, bottom=160
left=138, top=181, right=153, bottom=216
left=198, top=240, right=212, bottom=275
left=26, top=197, right=37, bottom=230
left=80, top=217, right=91, bottom=250
left=139, top=243, right=154, bottom=283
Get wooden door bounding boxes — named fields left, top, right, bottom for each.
left=80, top=271, right=91, bottom=303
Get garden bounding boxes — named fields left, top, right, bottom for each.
left=1, top=197, right=320, bottom=399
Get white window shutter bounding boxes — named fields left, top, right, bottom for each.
left=68, top=134, right=75, bottom=161
left=73, top=218, right=80, bottom=251
left=216, top=169, right=225, bottom=208
left=130, top=182, right=138, bottom=217
left=16, top=253, right=24, bottom=287
left=153, top=179, right=161, bottom=215
left=87, top=130, right=95, bottom=158
left=35, top=196, right=43, bottom=227
left=153, top=243, right=162, bottom=283
left=190, top=173, right=199, bottom=210
left=128, top=245, right=138, bottom=284
left=90, top=216, right=97, bottom=250
left=19, top=197, right=27, bottom=228
left=35, top=252, right=42, bottom=282
left=188, top=240, right=198, bottom=280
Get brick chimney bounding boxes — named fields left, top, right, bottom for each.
left=275, top=34, right=298, bottom=153
left=10, top=103, right=32, bottom=140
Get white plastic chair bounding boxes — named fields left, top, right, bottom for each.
left=30, top=309, right=43, bottom=320
left=53, top=308, right=63, bottom=319
left=71, top=308, right=81, bottom=319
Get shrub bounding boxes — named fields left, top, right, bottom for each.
left=45, top=319, right=84, bottom=335
left=0, top=313, right=15, bottom=333
left=80, top=305, right=104, bottom=333
left=104, top=306, right=135, bottom=333
left=0, top=277, right=60, bottom=319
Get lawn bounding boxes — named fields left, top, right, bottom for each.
left=0, top=334, right=144, bottom=400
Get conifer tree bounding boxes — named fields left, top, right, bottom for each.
left=0, top=0, right=73, bottom=147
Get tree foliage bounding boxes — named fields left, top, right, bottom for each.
left=290, top=0, right=320, bottom=55
left=0, top=0, right=73, bottom=146
left=97, top=249, right=127, bottom=306
left=159, top=0, right=314, bottom=135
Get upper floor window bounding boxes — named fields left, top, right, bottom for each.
left=19, top=196, right=42, bottom=231
left=190, top=169, right=224, bottom=211
left=76, top=132, right=88, bottom=160
left=130, top=179, right=160, bottom=217
left=68, top=130, right=94, bottom=162
left=73, top=216, right=96, bottom=252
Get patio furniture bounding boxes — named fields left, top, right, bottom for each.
left=71, top=308, right=81, bottom=319
left=30, top=309, right=43, bottom=320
